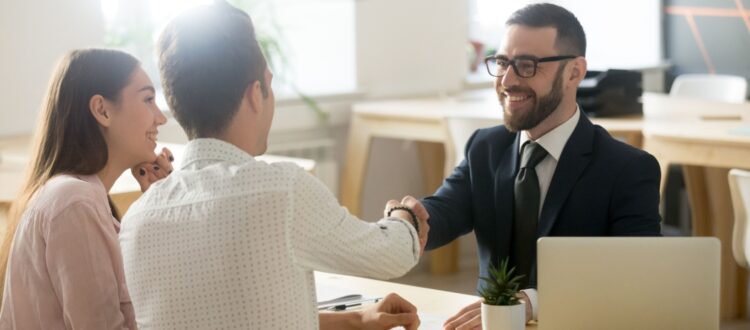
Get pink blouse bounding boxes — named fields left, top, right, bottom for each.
left=0, top=174, right=135, bottom=329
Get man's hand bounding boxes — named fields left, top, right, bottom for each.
left=443, top=299, right=481, bottom=330
left=383, top=195, right=430, bottom=255
left=132, top=147, right=174, bottom=192
left=360, top=293, right=420, bottom=330
left=444, top=294, right=532, bottom=329
left=517, top=291, right=532, bottom=323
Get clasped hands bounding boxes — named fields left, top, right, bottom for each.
left=384, top=196, right=430, bottom=256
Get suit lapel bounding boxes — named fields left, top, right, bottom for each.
left=493, top=132, right=520, bottom=254
left=538, top=114, right=595, bottom=236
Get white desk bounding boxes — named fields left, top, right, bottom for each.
left=643, top=121, right=750, bottom=320
left=315, top=272, right=538, bottom=329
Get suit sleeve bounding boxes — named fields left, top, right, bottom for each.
left=608, top=152, right=662, bottom=235
left=422, top=130, right=480, bottom=250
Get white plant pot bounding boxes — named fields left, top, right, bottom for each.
left=481, top=302, right=525, bottom=330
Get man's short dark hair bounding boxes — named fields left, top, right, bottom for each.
left=157, top=1, right=268, bottom=139
left=506, top=3, right=586, bottom=57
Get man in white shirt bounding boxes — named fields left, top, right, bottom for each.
left=422, top=3, right=662, bottom=328
left=119, top=2, right=428, bottom=329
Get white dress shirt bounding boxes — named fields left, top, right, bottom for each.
left=517, top=107, right=580, bottom=320
left=119, top=138, right=419, bottom=329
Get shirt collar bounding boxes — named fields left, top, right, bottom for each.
left=518, top=106, right=580, bottom=162
left=180, top=138, right=254, bottom=169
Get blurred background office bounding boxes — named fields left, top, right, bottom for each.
left=1, top=0, right=749, bottom=327
left=0, top=0, right=683, bottom=216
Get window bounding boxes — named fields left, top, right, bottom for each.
left=99, top=0, right=357, bottom=98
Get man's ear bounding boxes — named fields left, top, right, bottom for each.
left=89, top=95, right=112, bottom=127
left=247, top=80, right=264, bottom=115
left=569, top=57, right=587, bottom=83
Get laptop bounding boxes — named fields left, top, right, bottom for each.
left=537, top=237, right=720, bottom=330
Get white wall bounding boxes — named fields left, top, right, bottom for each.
left=356, top=0, right=468, bottom=98
left=354, top=0, right=470, bottom=220
left=0, top=0, right=105, bottom=137
left=469, top=0, right=664, bottom=71
left=544, top=0, right=663, bottom=70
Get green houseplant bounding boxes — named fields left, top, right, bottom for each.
left=478, top=258, right=526, bottom=330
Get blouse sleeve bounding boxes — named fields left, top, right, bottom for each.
left=44, top=200, right=132, bottom=330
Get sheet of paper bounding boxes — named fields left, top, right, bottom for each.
left=394, top=312, right=446, bottom=330
left=316, top=283, right=359, bottom=303
left=317, top=281, right=447, bottom=328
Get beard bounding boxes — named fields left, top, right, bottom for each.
left=500, top=65, right=565, bottom=133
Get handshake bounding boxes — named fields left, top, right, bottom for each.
left=383, top=196, right=430, bottom=256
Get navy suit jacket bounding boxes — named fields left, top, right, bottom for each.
left=422, top=113, right=662, bottom=289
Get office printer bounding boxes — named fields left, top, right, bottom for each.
left=577, top=69, right=642, bottom=117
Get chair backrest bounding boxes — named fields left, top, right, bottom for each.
left=729, top=169, right=750, bottom=268
left=670, top=74, right=748, bottom=104
left=445, top=115, right=500, bottom=166
left=642, top=92, right=750, bottom=120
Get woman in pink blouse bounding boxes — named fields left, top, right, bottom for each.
left=0, top=49, right=172, bottom=329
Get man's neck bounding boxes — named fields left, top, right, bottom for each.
left=212, top=127, right=261, bottom=157
left=211, top=105, right=264, bottom=156
left=525, top=101, right=577, bottom=140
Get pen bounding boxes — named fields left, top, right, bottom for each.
left=320, top=297, right=382, bottom=311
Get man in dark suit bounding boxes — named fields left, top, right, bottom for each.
left=424, top=3, right=662, bottom=328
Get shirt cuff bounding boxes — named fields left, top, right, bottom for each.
left=521, top=288, right=538, bottom=321
left=381, top=217, right=420, bottom=260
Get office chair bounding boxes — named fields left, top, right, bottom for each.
left=670, top=74, right=748, bottom=103
left=729, top=169, right=750, bottom=268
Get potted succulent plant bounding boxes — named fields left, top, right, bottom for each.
left=478, top=258, right=526, bottom=330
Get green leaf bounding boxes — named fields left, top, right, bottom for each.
left=477, top=257, right=524, bottom=306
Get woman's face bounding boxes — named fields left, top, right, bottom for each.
left=105, top=67, right=167, bottom=168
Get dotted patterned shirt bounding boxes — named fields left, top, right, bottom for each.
left=120, top=138, right=419, bottom=329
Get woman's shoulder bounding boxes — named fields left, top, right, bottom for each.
left=43, top=174, right=103, bottom=199
left=29, top=174, right=107, bottom=216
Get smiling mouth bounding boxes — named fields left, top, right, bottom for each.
left=146, top=132, right=158, bottom=143
left=504, top=93, right=532, bottom=102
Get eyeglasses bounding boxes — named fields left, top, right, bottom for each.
left=484, top=55, right=577, bottom=78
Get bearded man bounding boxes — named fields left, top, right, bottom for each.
left=420, top=3, right=662, bottom=328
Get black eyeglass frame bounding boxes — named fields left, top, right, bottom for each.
left=484, top=55, right=578, bottom=78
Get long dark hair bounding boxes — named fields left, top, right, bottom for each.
left=0, top=48, right=139, bottom=298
